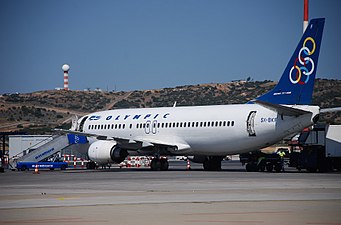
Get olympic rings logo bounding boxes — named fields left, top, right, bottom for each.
left=289, top=37, right=316, bottom=85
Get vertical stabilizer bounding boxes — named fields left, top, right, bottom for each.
left=256, top=18, right=324, bottom=105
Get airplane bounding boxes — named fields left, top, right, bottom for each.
left=57, top=18, right=334, bottom=171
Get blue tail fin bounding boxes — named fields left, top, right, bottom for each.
left=256, top=18, right=325, bottom=105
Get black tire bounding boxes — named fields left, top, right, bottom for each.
left=266, top=163, right=273, bottom=172
left=258, top=163, right=266, bottom=172
left=275, top=163, right=283, bottom=172
left=151, top=158, right=161, bottom=171
left=86, top=161, right=96, bottom=169
left=246, top=163, right=258, bottom=172
left=21, top=165, right=28, bottom=171
left=203, top=161, right=210, bottom=171
left=160, top=159, right=169, bottom=171
left=60, top=165, right=66, bottom=170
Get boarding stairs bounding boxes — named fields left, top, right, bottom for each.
left=9, top=134, right=88, bottom=169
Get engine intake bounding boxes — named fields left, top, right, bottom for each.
left=88, top=140, right=128, bottom=164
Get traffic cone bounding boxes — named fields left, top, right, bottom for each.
left=186, top=159, right=191, bottom=170
left=33, top=164, right=39, bottom=174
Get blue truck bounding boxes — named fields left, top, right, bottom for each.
left=17, top=161, right=68, bottom=171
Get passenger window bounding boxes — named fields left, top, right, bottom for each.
left=231, top=121, right=235, bottom=126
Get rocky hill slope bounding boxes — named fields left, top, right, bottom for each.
left=1, top=79, right=340, bottom=134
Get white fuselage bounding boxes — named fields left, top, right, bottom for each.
left=78, top=104, right=319, bottom=156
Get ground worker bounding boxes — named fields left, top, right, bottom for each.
left=277, top=150, right=286, bottom=172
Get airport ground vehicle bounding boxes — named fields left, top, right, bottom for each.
left=240, top=149, right=288, bottom=172
left=240, top=124, right=341, bottom=172
left=16, top=161, right=68, bottom=171
left=289, top=124, right=341, bottom=172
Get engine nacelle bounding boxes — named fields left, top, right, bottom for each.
left=88, top=140, right=128, bottom=164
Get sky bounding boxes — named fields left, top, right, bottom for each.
left=1, top=0, right=340, bottom=94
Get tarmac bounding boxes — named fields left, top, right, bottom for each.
left=0, top=161, right=340, bottom=225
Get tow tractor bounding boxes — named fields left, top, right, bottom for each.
left=240, top=149, right=288, bottom=172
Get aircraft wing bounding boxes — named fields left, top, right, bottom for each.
left=54, top=129, right=191, bottom=152
left=253, top=100, right=312, bottom=116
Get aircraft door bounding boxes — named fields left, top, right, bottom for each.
left=78, top=116, right=88, bottom=132
left=246, top=111, right=257, bottom=136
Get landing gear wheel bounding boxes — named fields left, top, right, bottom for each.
left=86, top=161, right=96, bottom=169
left=203, top=156, right=223, bottom=171
left=151, top=158, right=161, bottom=171
left=160, top=158, right=169, bottom=171
left=151, top=158, right=169, bottom=171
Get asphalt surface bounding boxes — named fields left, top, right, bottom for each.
left=0, top=161, right=340, bottom=225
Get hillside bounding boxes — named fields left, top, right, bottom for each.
left=1, top=79, right=340, bottom=133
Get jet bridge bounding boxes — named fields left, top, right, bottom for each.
left=9, top=134, right=88, bottom=169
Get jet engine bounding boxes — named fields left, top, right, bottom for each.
left=88, top=140, right=128, bottom=164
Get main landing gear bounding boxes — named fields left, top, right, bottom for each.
left=150, top=157, right=169, bottom=171
left=203, top=156, right=224, bottom=171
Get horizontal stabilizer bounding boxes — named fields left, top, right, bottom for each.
left=320, top=107, right=341, bottom=113
left=254, top=100, right=312, bottom=116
